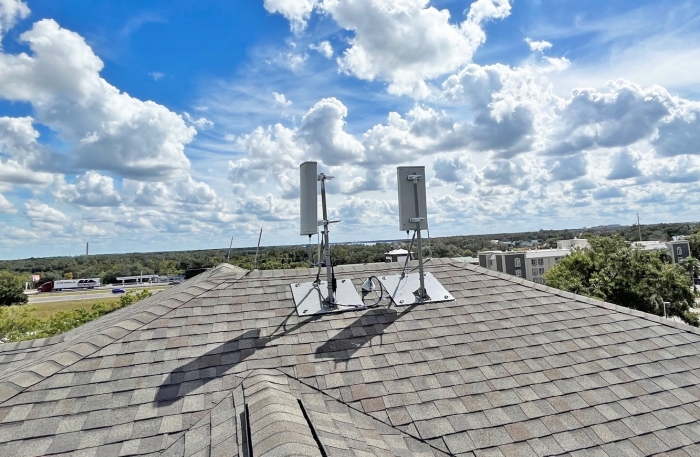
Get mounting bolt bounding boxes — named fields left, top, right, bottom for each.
left=400, top=300, right=404, bottom=304
left=342, top=279, right=346, bottom=283
left=294, top=284, right=299, bottom=287
left=444, top=295, right=449, bottom=299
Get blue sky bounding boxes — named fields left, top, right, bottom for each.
left=1, top=0, right=700, bottom=259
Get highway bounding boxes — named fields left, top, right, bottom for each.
left=27, top=285, right=167, bottom=304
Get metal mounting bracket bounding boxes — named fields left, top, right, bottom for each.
left=377, top=272, right=454, bottom=306
left=290, top=278, right=363, bottom=316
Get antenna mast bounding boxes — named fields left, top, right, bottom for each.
left=319, top=172, right=337, bottom=304
left=407, top=172, right=428, bottom=300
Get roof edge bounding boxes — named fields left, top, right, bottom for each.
left=0, top=264, right=229, bottom=403
left=452, top=260, right=700, bottom=336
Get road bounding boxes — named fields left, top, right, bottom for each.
left=27, top=286, right=167, bottom=304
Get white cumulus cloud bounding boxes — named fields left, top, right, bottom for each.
left=299, top=97, right=365, bottom=166
left=323, top=0, right=512, bottom=98
left=525, top=37, right=552, bottom=52
left=54, top=171, right=121, bottom=207
left=263, top=0, right=318, bottom=33
left=272, top=92, right=292, bottom=107
left=309, top=41, right=333, bottom=58
left=0, top=19, right=196, bottom=180
left=0, top=193, right=15, bottom=213
left=0, top=0, right=29, bottom=39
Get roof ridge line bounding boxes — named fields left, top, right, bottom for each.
left=0, top=334, right=66, bottom=354
left=159, top=356, right=264, bottom=452
left=157, top=383, right=242, bottom=456
left=280, top=367, right=450, bottom=456
left=0, top=269, right=248, bottom=404
left=449, top=260, right=700, bottom=336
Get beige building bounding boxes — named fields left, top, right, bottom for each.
left=479, top=243, right=578, bottom=284
left=525, top=249, right=570, bottom=284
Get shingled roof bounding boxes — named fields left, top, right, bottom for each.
left=1, top=259, right=700, bottom=456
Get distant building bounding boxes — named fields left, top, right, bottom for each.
left=525, top=249, right=571, bottom=284
left=115, top=274, right=160, bottom=285
left=479, top=246, right=573, bottom=284
left=517, top=240, right=540, bottom=248
left=385, top=249, right=412, bottom=263
left=631, top=240, right=691, bottom=264
left=478, top=251, right=526, bottom=278
left=450, top=256, right=479, bottom=265
left=489, top=240, right=540, bottom=249
left=482, top=238, right=691, bottom=283
left=557, top=238, right=590, bottom=250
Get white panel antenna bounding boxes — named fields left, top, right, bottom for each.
left=375, top=165, right=454, bottom=306
left=300, top=161, right=318, bottom=236
left=397, top=166, right=428, bottom=231
left=292, top=161, right=362, bottom=315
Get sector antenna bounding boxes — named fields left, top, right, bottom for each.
left=291, top=161, right=362, bottom=315
left=377, top=166, right=454, bottom=306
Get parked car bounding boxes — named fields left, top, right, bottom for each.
left=112, top=288, right=126, bottom=294
left=695, top=278, right=700, bottom=285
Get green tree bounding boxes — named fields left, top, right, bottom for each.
left=689, top=231, right=700, bottom=259
left=0, top=271, right=28, bottom=306
left=544, top=236, right=696, bottom=325
left=681, top=256, right=700, bottom=293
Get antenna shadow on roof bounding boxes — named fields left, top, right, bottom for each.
left=314, top=305, right=417, bottom=363
left=154, top=312, right=326, bottom=406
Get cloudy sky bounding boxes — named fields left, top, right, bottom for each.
left=1, top=0, right=699, bottom=259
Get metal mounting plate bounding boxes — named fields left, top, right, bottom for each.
left=378, top=272, right=454, bottom=306
left=290, top=278, right=364, bottom=316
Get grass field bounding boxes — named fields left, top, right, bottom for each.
left=28, top=297, right=122, bottom=320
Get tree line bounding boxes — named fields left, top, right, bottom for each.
left=0, top=221, right=697, bottom=304
left=1, top=221, right=698, bottom=286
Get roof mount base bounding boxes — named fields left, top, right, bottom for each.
left=290, top=279, right=363, bottom=316
left=378, top=272, right=454, bottom=306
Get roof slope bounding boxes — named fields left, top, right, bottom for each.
left=1, top=260, right=700, bottom=456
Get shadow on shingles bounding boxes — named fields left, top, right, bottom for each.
left=155, top=311, right=325, bottom=406
left=314, top=305, right=416, bottom=363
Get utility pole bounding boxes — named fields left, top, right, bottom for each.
left=253, top=227, right=263, bottom=270
left=637, top=213, right=642, bottom=241
left=226, top=236, right=234, bottom=263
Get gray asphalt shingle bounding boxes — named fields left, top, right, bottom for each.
left=0, top=260, right=700, bottom=455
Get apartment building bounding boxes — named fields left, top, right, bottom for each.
left=525, top=249, right=571, bottom=284
left=630, top=240, right=691, bottom=264
left=479, top=248, right=571, bottom=284
left=478, top=251, right=526, bottom=278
